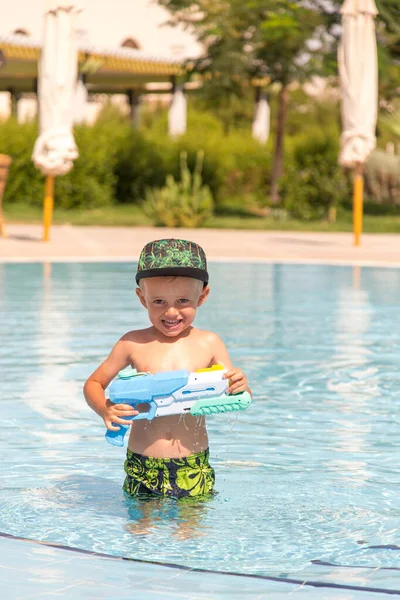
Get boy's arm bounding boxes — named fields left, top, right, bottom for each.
left=83, top=339, right=138, bottom=431
left=208, top=333, right=252, bottom=396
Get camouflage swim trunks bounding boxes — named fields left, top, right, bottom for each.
left=123, top=448, right=215, bottom=499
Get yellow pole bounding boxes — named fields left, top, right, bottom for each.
left=353, top=163, right=364, bottom=247
left=43, top=175, right=54, bottom=242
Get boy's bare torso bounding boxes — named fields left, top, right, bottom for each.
left=122, top=326, right=218, bottom=458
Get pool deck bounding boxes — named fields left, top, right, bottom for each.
left=2, top=223, right=400, bottom=266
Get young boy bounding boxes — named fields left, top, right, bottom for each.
left=84, top=238, right=250, bottom=499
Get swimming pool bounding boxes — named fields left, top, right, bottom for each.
left=1, top=261, right=400, bottom=598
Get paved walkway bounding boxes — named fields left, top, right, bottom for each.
left=1, top=223, right=400, bottom=266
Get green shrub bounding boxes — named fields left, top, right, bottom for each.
left=114, top=130, right=169, bottom=204
left=0, top=116, right=125, bottom=209
left=0, top=103, right=347, bottom=221
left=54, top=119, right=124, bottom=209
left=284, top=91, right=341, bottom=138
left=364, top=149, right=400, bottom=204
left=0, top=119, right=43, bottom=205
left=280, top=132, right=349, bottom=220
left=160, top=133, right=272, bottom=209
left=145, top=102, right=224, bottom=138
left=0, top=106, right=271, bottom=214
left=144, top=105, right=272, bottom=207
left=143, top=151, right=213, bottom=227
left=220, top=136, right=272, bottom=205
left=114, top=107, right=224, bottom=206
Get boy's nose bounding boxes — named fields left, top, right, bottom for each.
left=165, top=306, right=179, bottom=317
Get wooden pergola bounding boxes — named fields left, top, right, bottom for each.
left=0, top=33, right=184, bottom=119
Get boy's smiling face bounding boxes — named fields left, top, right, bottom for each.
left=136, top=276, right=210, bottom=337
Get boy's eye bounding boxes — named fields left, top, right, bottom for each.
left=153, top=299, right=164, bottom=305
left=178, top=299, right=189, bottom=304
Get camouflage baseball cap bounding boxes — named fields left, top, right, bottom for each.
left=136, top=239, right=209, bottom=285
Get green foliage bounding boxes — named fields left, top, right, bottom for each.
left=143, top=151, right=214, bottom=227
left=0, top=111, right=272, bottom=213
left=0, top=116, right=124, bottom=208
left=0, top=119, right=43, bottom=205
left=114, top=130, right=167, bottom=204
left=159, top=0, right=336, bottom=85
left=281, top=132, right=349, bottom=220
left=117, top=106, right=224, bottom=204
left=376, top=0, right=400, bottom=58
left=8, top=97, right=400, bottom=223
left=131, top=104, right=272, bottom=208
left=364, top=149, right=400, bottom=205
left=249, top=1, right=329, bottom=84
left=376, top=108, right=400, bottom=220
left=157, top=0, right=338, bottom=140
left=55, top=118, right=124, bottom=209
left=284, top=90, right=341, bottom=137
left=379, top=109, right=400, bottom=138
left=177, top=136, right=272, bottom=209
left=157, top=0, right=400, bottom=199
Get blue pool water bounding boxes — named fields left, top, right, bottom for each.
left=1, top=261, right=400, bottom=595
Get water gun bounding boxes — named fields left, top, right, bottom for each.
left=105, top=364, right=251, bottom=446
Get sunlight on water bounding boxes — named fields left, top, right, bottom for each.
left=1, top=262, right=400, bottom=581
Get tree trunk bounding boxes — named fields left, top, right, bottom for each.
left=270, top=82, right=289, bottom=205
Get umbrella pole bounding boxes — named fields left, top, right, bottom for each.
left=43, top=175, right=54, bottom=242
left=353, top=163, right=363, bottom=247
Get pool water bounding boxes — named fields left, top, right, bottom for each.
left=1, top=262, right=400, bottom=592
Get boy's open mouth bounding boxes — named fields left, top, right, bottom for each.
left=162, top=319, right=183, bottom=330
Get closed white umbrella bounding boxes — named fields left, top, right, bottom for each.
left=32, top=0, right=80, bottom=241
left=168, top=85, right=187, bottom=137
left=338, top=0, right=378, bottom=246
left=252, top=92, right=270, bottom=145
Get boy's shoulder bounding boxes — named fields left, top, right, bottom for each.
left=119, top=327, right=155, bottom=343
left=190, top=327, right=223, bottom=344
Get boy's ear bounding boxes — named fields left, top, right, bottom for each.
left=197, top=285, right=210, bottom=306
left=136, top=287, right=147, bottom=308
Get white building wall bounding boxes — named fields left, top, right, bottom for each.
left=1, top=0, right=201, bottom=59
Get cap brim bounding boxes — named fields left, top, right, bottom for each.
left=136, top=267, right=209, bottom=285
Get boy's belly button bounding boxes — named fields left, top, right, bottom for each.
left=165, top=432, right=172, bottom=440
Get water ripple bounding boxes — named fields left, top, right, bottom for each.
left=1, top=262, right=400, bottom=580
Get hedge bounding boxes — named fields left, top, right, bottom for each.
left=2, top=101, right=393, bottom=220
left=0, top=111, right=272, bottom=213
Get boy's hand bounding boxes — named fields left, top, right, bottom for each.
left=103, top=400, right=139, bottom=431
left=222, top=367, right=250, bottom=395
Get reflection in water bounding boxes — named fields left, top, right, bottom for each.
left=327, top=273, right=375, bottom=483
left=43, top=261, right=52, bottom=291
left=352, top=265, right=361, bottom=290
left=19, top=263, right=84, bottom=445
left=126, top=496, right=211, bottom=540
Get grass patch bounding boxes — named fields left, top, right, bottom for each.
left=4, top=203, right=152, bottom=227
left=5, top=202, right=400, bottom=233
